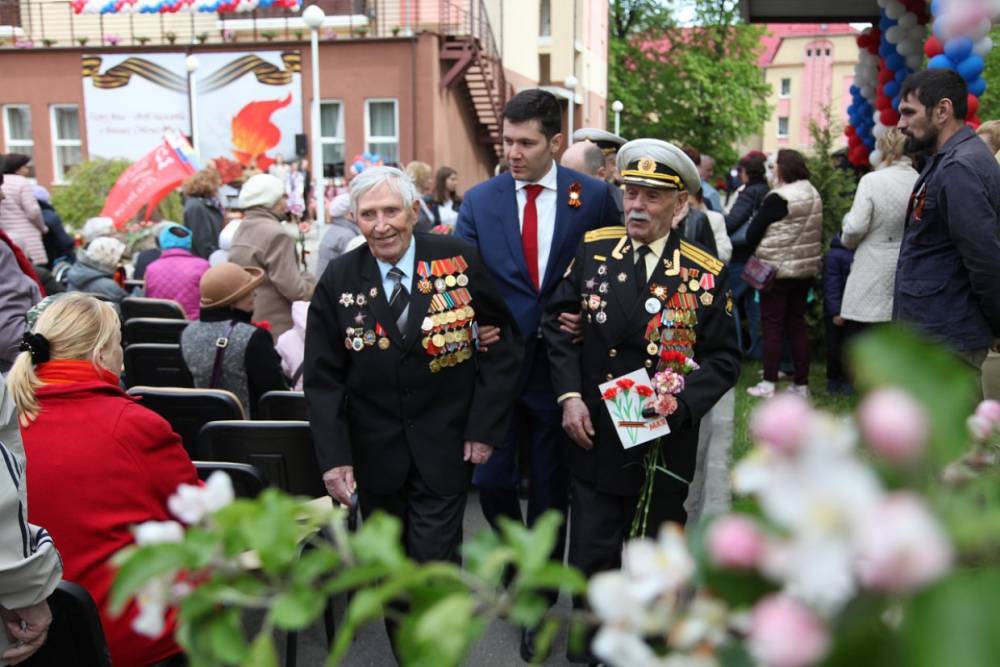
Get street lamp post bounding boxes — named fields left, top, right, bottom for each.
left=612, top=99, right=623, bottom=136
left=185, top=54, right=199, bottom=154
left=565, top=74, right=578, bottom=144
left=303, top=4, right=326, bottom=226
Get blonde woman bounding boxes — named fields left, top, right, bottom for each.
left=9, top=293, right=196, bottom=667
left=405, top=160, right=437, bottom=231
left=839, top=128, right=919, bottom=341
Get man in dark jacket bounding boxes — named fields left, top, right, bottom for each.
left=823, top=235, right=854, bottom=393
left=33, top=187, right=75, bottom=269
left=896, top=69, right=1000, bottom=373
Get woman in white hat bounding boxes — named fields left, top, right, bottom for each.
left=227, top=173, right=315, bottom=339
left=65, top=237, right=128, bottom=303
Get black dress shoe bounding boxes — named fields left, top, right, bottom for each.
left=520, top=626, right=551, bottom=663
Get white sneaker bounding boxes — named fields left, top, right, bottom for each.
left=787, top=384, right=810, bottom=399
left=747, top=380, right=775, bottom=398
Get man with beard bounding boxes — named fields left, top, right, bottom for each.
left=895, top=69, right=1000, bottom=375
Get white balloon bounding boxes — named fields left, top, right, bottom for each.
left=873, top=123, right=887, bottom=140
left=873, top=109, right=882, bottom=125
left=870, top=149, right=883, bottom=168
left=898, top=13, right=917, bottom=29
left=886, top=2, right=905, bottom=20
left=886, top=25, right=902, bottom=44
left=974, top=35, right=994, bottom=57
left=897, top=40, right=914, bottom=56
left=906, top=53, right=924, bottom=69
left=907, top=24, right=927, bottom=41
left=973, top=17, right=993, bottom=40
left=862, top=85, right=876, bottom=99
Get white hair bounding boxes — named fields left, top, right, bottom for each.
left=349, top=166, right=417, bottom=217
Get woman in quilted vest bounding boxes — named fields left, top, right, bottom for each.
left=743, top=149, right=823, bottom=398
left=179, top=262, right=286, bottom=416
left=144, top=223, right=210, bottom=319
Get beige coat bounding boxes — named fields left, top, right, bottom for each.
left=0, top=174, right=47, bottom=265
left=227, top=208, right=316, bottom=339
left=755, top=179, right=823, bottom=280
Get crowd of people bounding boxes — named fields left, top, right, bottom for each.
left=0, top=67, right=997, bottom=667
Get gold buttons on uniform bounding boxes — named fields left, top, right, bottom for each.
left=644, top=359, right=653, bottom=368
left=606, top=373, right=613, bottom=381
left=609, top=348, right=617, bottom=358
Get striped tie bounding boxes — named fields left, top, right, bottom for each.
left=387, top=266, right=409, bottom=335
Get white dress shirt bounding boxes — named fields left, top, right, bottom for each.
left=515, top=160, right=558, bottom=284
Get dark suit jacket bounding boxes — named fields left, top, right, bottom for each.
left=303, top=233, right=523, bottom=497
left=456, top=166, right=621, bottom=390
left=543, top=228, right=740, bottom=496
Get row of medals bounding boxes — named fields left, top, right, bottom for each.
left=344, top=326, right=390, bottom=351
left=420, top=303, right=475, bottom=373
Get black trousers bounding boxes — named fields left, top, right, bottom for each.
left=357, top=461, right=467, bottom=564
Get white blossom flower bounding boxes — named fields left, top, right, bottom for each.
left=167, top=471, right=235, bottom=524
left=133, top=520, right=185, bottom=546
left=131, top=576, right=171, bottom=638
left=588, top=571, right=650, bottom=630
left=668, top=595, right=730, bottom=650
left=762, top=537, right=857, bottom=615
left=622, top=524, right=695, bottom=603
left=592, top=626, right=659, bottom=667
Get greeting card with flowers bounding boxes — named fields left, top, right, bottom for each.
left=599, top=369, right=671, bottom=449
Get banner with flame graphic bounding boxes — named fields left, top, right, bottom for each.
left=83, top=51, right=302, bottom=175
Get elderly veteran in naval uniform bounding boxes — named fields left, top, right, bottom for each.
left=304, top=166, right=522, bottom=570
left=574, top=127, right=626, bottom=214
left=543, top=138, right=741, bottom=603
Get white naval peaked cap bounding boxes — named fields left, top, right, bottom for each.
left=572, top=128, right=626, bottom=154
left=616, top=138, right=701, bottom=193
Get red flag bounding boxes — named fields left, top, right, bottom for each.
left=100, top=134, right=198, bottom=228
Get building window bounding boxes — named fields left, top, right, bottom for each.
left=806, top=49, right=812, bottom=57
left=3, top=105, right=34, bottom=177
left=320, top=100, right=344, bottom=178
left=539, top=54, right=551, bottom=84
left=539, top=0, right=551, bottom=37
left=780, top=78, right=791, bottom=97
left=365, top=99, right=398, bottom=165
left=825, top=48, right=832, bottom=57
left=777, top=116, right=789, bottom=138
left=50, top=105, right=82, bottom=183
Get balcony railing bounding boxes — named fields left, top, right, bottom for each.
left=0, top=0, right=498, bottom=48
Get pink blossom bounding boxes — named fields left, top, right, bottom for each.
left=707, top=514, right=765, bottom=570
left=854, top=492, right=952, bottom=593
left=749, top=394, right=812, bottom=455
left=858, top=388, right=928, bottom=464
left=749, top=594, right=829, bottom=667
left=967, top=414, right=993, bottom=443
left=975, top=399, right=1000, bottom=424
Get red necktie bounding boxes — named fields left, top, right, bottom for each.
left=521, top=184, right=544, bottom=290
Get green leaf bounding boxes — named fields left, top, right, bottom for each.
left=509, top=592, right=549, bottom=628
left=270, top=585, right=326, bottom=631
left=899, top=568, right=1000, bottom=667
left=517, top=562, right=588, bottom=596
left=327, top=589, right=386, bottom=664
left=109, top=543, right=187, bottom=613
left=245, top=631, right=278, bottom=667
left=351, top=511, right=408, bottom=570
left=397, top=593, right=485, bottom=667
left=321, top=562, right=390, bottom=596
left=241, top=490, right=302, bottom=574
left=498, top=510, right=564, bottom=575
left=293, top=547, right=341, bottom=586
left=822, top=595, right=900, bottom=667
left=208, top=608, right=249, bottom=663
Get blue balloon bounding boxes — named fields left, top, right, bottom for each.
left=944, top=36, right=973, bottom=63
left=928, top=54, right=955, bottom=70
left=895, top=69, right=909, bottom=84
left=933, top=16, right=950, bottom=39
left=884, top=81, right=900, bottom=98
left=931, top=0, right=942, bottom=15
left=892, top=94, right=902, bottom=109
left=886, top=54, right=905, bottom=71
left=864, top=136, right=876, bottom=149
left=968, top=77, right=987, bottom=97
left=850, top=84, right=860, bottom=96
left=879, top=42, right=898, bottom=58
left=878, top=17, right=896, bottom=32
left=957, top=54, right=985, bottom=81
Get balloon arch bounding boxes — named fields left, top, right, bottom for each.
left=846, top=0, right=995, bottom=168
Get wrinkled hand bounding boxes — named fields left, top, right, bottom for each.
left=1, top=601, right=52, bottom=665
left=463, top=441, right=493, bottom=465
left=558, top=311, right=584, bottom=343
left=322, top=465, right=356, bottom=506
left=478, top=325, right=500, bottom=352
left=832, top=315, right=845, bottom=327
left=562, top=397, right=594, bottom=450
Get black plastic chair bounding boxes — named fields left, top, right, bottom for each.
left=257, top=390, right=308, bottom=421
left=23, top=581, right=112, bottom=667
left=194, top=461, right=266, bottom=498
left=121, top=296, right=186, bottom=321
left=123, top=343, right=194, bottom=389
left=196, top=420, right=325, bottom=497
left=124, top=278, right=145, bottom=292
left=123, top=317, right=190, bottom=345
left=127, top=386, right=245, bottom=458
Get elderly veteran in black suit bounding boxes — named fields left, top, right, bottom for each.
left=544, top=139, right=741, bottom=589
left=574, top=127, right=627, bottom=214
left=304, top=166, right=522, bottom=565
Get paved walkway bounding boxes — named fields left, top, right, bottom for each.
left=280, top=390, right=736, bottom=666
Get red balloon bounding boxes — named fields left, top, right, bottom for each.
left=876, top=95, right=892, bottom=111
left=845, top=125, right=857, bottom=136
left=880, top=108, right=900, bottom=126
left=924, top=36, right=944, bottom=58
left=967, top=94, right=980, bottom=117
left=878, top=68, right=895, bottom=84
left=967, top=114, right=982, bottom=129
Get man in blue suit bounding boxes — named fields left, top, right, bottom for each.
left=456, top=88, right=620, bottom=660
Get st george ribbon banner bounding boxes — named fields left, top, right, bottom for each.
left=100, top=131, right=200, bottom=228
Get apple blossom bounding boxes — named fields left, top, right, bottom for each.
left=854, top=493, right=952, bottom=593
left=749, top=394, right=812, bottom=454
left=749, top=594, right=829, bottom=667
left=706, top=514, right=765, bottom=570
left=131, top=577, right=171, bottom=638
left=967, top=414, right=993, bottom=443
left=975, top=399, right=1000, bottom=425
left=133, top=520, right=185, bottom=546
left=857, top=388, right=928, bottom=464
left=167, top=471, right=235, bottom=524
left=622, top=524, right=695, bottom=603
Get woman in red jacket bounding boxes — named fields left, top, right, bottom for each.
left=8, top=293, right=197, bottom=667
